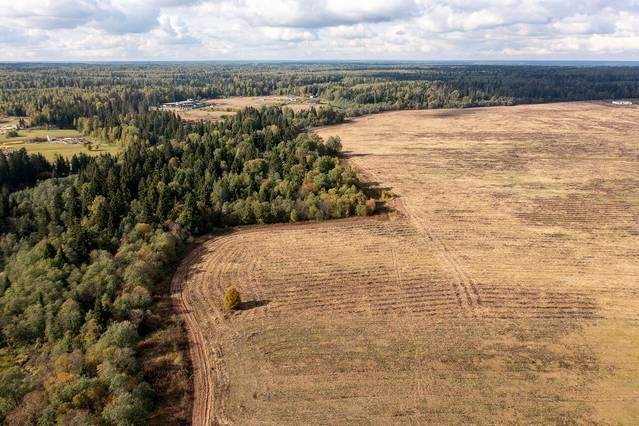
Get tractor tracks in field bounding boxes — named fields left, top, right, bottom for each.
left=353, top=161, right=481, bottom=314
left=172, top=160, right=483, bottom=425
left=171, top=241, right=229, bottom=426
left=399, top=198, right=482, bottom=313
left=171, top=244, right=212, bottom=426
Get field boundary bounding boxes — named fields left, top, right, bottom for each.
left=171, top=243, right=219, bottom=426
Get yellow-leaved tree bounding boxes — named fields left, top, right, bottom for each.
left=224, top=286, right=241, bottom=310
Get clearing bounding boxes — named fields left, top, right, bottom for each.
left=0, top=128, right=80, bottom=143
left=0, top=116, right=21, bottom=134
left=173, top=102, right=639, bottom=424
left=0, top=128, right=118, bottom=160
left=166, top=96, right=325, bottom=121
left=1, top=142, right=119, bottom=161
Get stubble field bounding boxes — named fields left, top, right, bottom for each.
left=173, top=102, right=639, bottom=424
left=172, top=96, right=323, bottom=122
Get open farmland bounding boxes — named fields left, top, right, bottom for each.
left=0, top=128, right=81, bottom=143
left=0, top=128, right=120, bottom=159
left=171, top=96, right=324, bottom=121
left=0, top=142, right=119, bottom=160
left=173, top=102, right=639, bottom=424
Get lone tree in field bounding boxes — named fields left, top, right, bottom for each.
left=224, top=286, right=241, bottom=310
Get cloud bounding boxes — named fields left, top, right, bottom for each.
left=0, top=0, right=639, bottom=60
left=239, top=0, right=421, bottom=28
left=2, top=0, right=99, bottom=30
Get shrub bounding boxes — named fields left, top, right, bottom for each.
left=324, top=136, right=342, bottom=156
left=223, top=286, right=241, bottom=310
left=381, top=189, right=395, bottom=200
left=365, top=198, right=377, bottom=214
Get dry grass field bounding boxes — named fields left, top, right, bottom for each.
left=174, top=96, right=323, bottom=121
left=173, top=102, right=639, bottom=424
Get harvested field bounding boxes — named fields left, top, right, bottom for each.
left=174, top=102, right=639, bottom=424
left=205, top=96, right=300, bottom=109
left=174, top=96, right=324, bottom=121
left=174, top=108, right=235, bottom=122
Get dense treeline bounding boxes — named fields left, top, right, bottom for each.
left=75, top=106, right=344, bottom=146
left=2, top=63, right=639, bottom=129
left=0, top=107, right=369, bottom=423
left=0, top=150, right=55, bottom=192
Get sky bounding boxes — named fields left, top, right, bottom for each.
left=1, top=0, right=639, bottom=61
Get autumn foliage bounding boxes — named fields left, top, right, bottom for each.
left=224, top=286, right=241, bottom=310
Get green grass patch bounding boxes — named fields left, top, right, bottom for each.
left=1, top=141, right=119, bottom=160
left=0, top=128, right=81, bottom=143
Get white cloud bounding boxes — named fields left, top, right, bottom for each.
left=239, top=0, right=420, bottom=28
left=0, top=0, right=638, bottom=60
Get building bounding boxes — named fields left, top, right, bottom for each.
left=160, top=98, right=206, bottom=110
left=308, top=96, right=320, bottom=104
left=612, top=100, right=633, bottom=105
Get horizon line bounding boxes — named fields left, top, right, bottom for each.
left=2, top=59, right=639, bottom=66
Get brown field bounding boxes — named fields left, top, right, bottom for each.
left=174, top=96, right=324, bottom=121
left=0, top=116, right=20, bottom=134
left=173, top=102, right=639, bottom=424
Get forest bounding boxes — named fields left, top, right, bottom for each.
left=2, top=63, right=639, bottom=128
left=1, top=62, right=639, bottom=424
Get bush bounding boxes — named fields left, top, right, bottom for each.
left=324, top=136, right=342, bottom=156
left=365, top=198, right=377, bottom=215
left=381, top=189, right=395, bottom=200
left=223, top=286, right=241, bottom=310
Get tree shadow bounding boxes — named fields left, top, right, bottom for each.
left=342, top=150, right=370, bottom=158
left=238, top=299, right=269, bottom=311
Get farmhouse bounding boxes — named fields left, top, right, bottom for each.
left=308, top=96, right=320, bottom=104
left=46, top=135, right=87, bottom=144
left=160, top=98, right=206, bottom=110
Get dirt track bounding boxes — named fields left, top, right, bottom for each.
left=173, top=102, right=639, bottom=424
left=171, top=245, right=215, bottom=425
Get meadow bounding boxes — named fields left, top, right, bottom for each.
left=0, top=128, right=118, bottom=159
left=168, top=96, right=325, bottom=121
left=0, top=128, right=80, bottom=143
